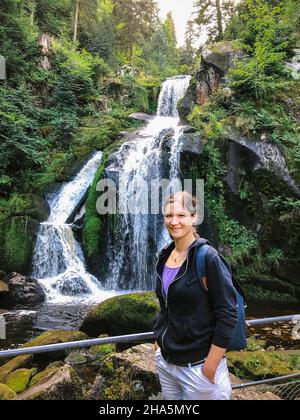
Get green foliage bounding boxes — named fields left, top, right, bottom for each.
left=112, top=0, right=159, bottom=66
left=228, top=0, right=295, bottom=99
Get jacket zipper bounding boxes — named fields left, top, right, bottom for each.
left=156, top=251, right=191, bottom=353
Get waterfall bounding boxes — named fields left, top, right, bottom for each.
left=157, top=75, right=191, bottom=118
left=31, top=75, right=191, bottom=301
left=31, top=152, right=117, bottom=303
left=104, top=75, right=191, bottom=291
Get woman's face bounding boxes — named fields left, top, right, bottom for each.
left=164, top=200, right=197, bottom=239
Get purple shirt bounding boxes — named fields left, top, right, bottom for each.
left=162, top=264, right=181, bottom=299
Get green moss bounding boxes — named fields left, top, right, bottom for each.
left=90, top=343, right=116, bottom=358
left=6, top=368, right=35, bottom=394
left=82, top=132, right=137, bottom=268
left=22, top=331, right=88, bottom=349
left=227, top=350, right=300, bottom=380
left=29, top=367, right=59, bottom=388
left=246, top=337, right=267, bottom=352
left=0, top=216, right=38, bottom=273
left=0, top=355, right=33, bottom=384
left=0, top=383, right=17, bottom=400
left=81, top=292, right=160, bottom=337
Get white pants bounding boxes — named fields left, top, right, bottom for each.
left=155, top=348, right=232, bottom=400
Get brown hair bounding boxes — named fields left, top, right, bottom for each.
left=163, top=191, right=200, bottom=239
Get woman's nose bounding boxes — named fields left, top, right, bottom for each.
left=170, top=216, right=179, bottom=225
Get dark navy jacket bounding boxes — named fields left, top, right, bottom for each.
left=153, top=238, right=238, bottom=365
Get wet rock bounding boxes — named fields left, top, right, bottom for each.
left=0, top=309, right=37, bottom=348
left=129, top=113, right=155, bottom=122
left=80, top=292, right=159, bottom=338
left=0, top=273, right=45, bottom=309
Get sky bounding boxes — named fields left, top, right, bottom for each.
left=157, top=0, right=195, bottom=47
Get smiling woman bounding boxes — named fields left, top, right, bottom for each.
left=153, top=191, right=238, bottom=400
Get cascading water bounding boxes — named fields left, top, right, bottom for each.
left=31, top=75, right=191, bottom=303
left=104, top=75, right=191, bottom=291
left=31, top=151, right=116, bottom=303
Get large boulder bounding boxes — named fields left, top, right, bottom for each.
left=80, top=292, right=159, bottom=338
left=93, top=343, right=161, bottom=400
left=178, top=41, right=244, bottom=122
left=0, top=273, right=45, bottom=309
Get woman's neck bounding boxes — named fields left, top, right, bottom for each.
left=173, top=232, right=197, bottom=253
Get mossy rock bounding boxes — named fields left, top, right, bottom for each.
left=81, top=292, right=160, bottom=337
left=0, top=216, right=40, bottom=274
left=246, top=336, right=267, bottom=352
left=0, top=383, right=17, bottom=400
left=11, top=194, right=50, bottom=222
left=0, top=355, right=33, bottom=383
left=227, top=350, right=300, bottom=380
left=29, top=366, right=60, bottom=388
left=201, top=40, right=244, bottom=73
left=21, top=331, right=89, bottom=360
left=22, top=331, right=88, bottom=348
left=16, top=365, right=82, bottom=400
left=5, top=368, right=36, bottom=394
left=90, top=343, right=116, bottom=358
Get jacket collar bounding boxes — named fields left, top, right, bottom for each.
left=157, top=237, right=210, bottom=259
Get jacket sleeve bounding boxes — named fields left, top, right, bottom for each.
left=206, top=251, right=238, bottom=349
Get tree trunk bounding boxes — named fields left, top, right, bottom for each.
left=129, top=43, right=134, bottom=67
left=29, top=1, right=36, bottom=26
left=216, top=0, right=224, bottom=40
left=73, top=0, right=80, bottom=44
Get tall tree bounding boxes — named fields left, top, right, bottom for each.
left=180, top=18, right=197, bottom=67
left=113, top=0, right=159, bottom=66
left=162, top=11, right=179, bottom=69
left=194, top=0, right=235, bottom=43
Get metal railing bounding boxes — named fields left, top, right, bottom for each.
left=0, top=314, right=299, bottom=359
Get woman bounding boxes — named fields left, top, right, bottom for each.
left=153, top=191, right=238, bottom=400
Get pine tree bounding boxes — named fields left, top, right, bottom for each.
left=194, top=0, right=235, bottom=43
left=180, top=19, right=197, bottom=67
left=112, top=0, right=159, bottom=66
left=162, top=12, right=179, bottom=69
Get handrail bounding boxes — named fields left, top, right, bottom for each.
left=0, top=314, right=299, bottom=359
